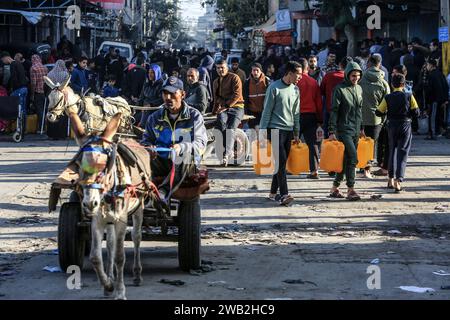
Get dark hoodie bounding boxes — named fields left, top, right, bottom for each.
left=328, top=61, right=364, bottom=136
left=139, top=64, right=164, bottom=126
left=198, top=55, right=214, bottom=102
left=139, top=64, right=163, bottom=107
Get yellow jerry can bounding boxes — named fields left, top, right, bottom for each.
left=286, top=141, right=310, bottom=174
left=319, top=139, right=345, bottom=173
left=252, top=140, right=275, bottom=175
left=357, top=137, right=375, bottom=169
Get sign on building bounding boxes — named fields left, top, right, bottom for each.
left=439, top=27, right=449, bottom=43
left=88, top=0, right=125, bottom=10
left=276, top=9, right=292, bottom=32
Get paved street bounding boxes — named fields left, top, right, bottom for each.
left=0, top=134, right=449, bottom=299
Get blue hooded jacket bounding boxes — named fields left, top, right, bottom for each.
left=148, top=63, right=162, bottom=82
left=198, top=55, right=214, bottom=102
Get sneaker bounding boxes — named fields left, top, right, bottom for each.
left=221, top=157, right=228, bottom=167
left=279, top=194, right=294, bottom=206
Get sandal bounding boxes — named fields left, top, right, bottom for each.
left=307, top=173, right=320, bottom=180
left=387, top=179, right=394, bottom=189
left=268, top=194, right=281, bottom=202
left=329, top=190, right=345, bottom=198
left=373, top=169, right=388, bottom=176
left=279, top=194, right=294, bottom=206
left=394, top=180, right=403, bottom=193
left=346, top=190, right=361, bottom=201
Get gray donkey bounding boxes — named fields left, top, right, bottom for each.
left=70, top=112, right=152, bottom=299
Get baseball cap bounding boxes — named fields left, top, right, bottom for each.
left=162, top=76, right=184, bottom=93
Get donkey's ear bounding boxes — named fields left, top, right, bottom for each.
left=59, top=75, right=71, bottom=90
left=68, top=112, right=86, bottom=139
left=102, top=113, right=122, bottom=142
left=44, top=76, right=57, bottom=89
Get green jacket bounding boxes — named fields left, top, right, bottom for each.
left=359, top=67, right=390, bottom=126
left=328, top=62, right=363, bottom=136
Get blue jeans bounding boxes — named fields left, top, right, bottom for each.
left=215, top=107, right=244, bottom=158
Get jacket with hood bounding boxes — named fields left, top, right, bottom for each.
left=198, top=55, right=214, bottom=102
left=359, top=66, right=390, bottom=126
left=139, top=64, right=164, bottom=107
left=328, top=62, right=364, bottom=136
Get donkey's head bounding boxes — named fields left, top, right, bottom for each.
left=44, top=76, right=75, bottom=122
left=70, top=112, right=122, bottom=217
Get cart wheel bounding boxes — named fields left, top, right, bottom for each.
left=230, top=129, right=250, bottom=166
left=12, top=131, right=22, bottom=143
left=58, top=202, right=86, bottom=271
left=178, top=197, right=201, bottom=271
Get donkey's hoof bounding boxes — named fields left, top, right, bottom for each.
left=115, top=295, right=127, bottom=300
left=133, top=277, right=143, bottom=287
left=104, top=281, right=115, bottom=296
left=104, top=288, right=114, bottom=297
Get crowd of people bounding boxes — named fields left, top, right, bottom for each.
left=0, top=35, right=449, bottom=206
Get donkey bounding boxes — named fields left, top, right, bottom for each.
left=70, top=111, right=150, bottom=299
left=44, top=76, right=134, bottom=136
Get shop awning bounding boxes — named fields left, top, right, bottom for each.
left=264, top=30, right=292, bottom=46
left=254, top=15, right=276, bottom=33
left=0, top=9, right=44, bottom=25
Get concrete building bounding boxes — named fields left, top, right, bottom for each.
left=0, top=0, right=120, bottom=58
left=196, top=3, right=219, bottom=50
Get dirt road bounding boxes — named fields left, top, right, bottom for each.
left=1, top=135, right=450, bottom=299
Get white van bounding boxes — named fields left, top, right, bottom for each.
left=97, top=41, right=134, bottom=63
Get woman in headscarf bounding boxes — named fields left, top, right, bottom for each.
left=47, top=59, right=69, bottom=85
left=138, top=63, right=163, bottom=127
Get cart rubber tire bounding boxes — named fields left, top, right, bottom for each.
left=178, top=198, right=201, bottom=271
left=58, top=202, right=86, bottom=272
left=230, top=128, right=249, bottom=166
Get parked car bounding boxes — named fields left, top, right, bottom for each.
left=97, top=41, right=134, bottom=63
left=0, top=43, right=51, bottom=63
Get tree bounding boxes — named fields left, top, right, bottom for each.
left=202, top=0, right=268, bottom=36
left=147, top=0, right=181, bottom=40
left=314, top=0, right=357, bottom=56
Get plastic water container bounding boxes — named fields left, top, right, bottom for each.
left=252, top=140, right=274, bottom=175
left=287, top=142, right=310, bottom=174
left=319, top=139, right=345, bottom=173
left=357, top=137, right=375, bottom=169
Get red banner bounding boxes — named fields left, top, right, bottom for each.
left=88, top=0, right=125, bottom=10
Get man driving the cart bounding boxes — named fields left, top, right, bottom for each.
left=140, top=76, right=208, bottom=211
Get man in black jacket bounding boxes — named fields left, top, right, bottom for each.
left=1, top=51, right=28, bottom=120
left=185, top=68, right=208, bottom=114
left=425, top=59, right=449, bottom=139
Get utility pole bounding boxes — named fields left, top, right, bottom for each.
left=441, top=0, right=450, bottom=76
